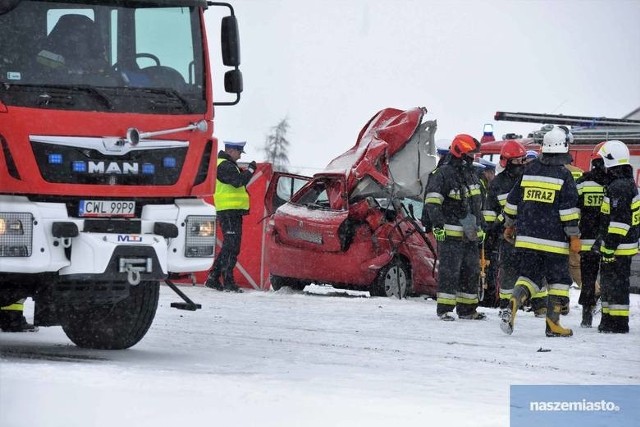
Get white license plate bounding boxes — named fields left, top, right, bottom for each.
left=79, top=200, right=136, bottom=217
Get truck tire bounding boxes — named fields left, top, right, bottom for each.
left=371, top=258, right=410, bottom=298
left=270, top=275, right=306, bottom=291
left=60, top=280, right=160, bottom=350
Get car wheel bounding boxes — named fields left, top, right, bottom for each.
left=270, top=274, right=306, bottom=291
left=371, top=258, right=410, bottom=298
left=59, top=280, right=160, bottom=350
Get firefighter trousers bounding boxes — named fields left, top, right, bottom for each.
left=436, top=238, right=480, bottom=317
left=497, top=239, right=520, bottom=309
left=599, top=256, right=631, bottom=333
left=514, top=250, right=571, bottom=311
left=578, top=251, right=600, bottom=308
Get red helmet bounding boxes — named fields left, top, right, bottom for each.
left=591, top=141, right=606, bottom=160
left=450, top=134, right=480, bottom=158
left=499, top=140, right=526, bottom=168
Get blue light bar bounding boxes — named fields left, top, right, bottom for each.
left=48, top=153, right=63, bottom=164
left=142, top=163, right=155, bottom=174
left=72, top=161, right=86, bottom=172
left=163, top=157, right=177, bottom=168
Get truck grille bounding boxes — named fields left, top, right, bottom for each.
left=31, top=140, right=186, bottom=185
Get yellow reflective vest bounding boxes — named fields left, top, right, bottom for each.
left=215, top=158, right=250, bottom=211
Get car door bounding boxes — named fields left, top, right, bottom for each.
left=264, top=171, right=312, bottom=216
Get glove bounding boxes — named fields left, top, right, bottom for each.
left=247, top=161, right=257, bottom=173
left=477, top=229, right=486, bottom=243
left=569, top=236, right=581, bottom=253
left=601, top=247, right=615, bottom=263
left=433, top=227, right=446, bottom=242
left=503, top=226, right=515, bottom=245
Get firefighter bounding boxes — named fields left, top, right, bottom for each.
left=0, top=299, right=37, bottom=332
left=597, top=140, right=638, bottom=334
left=576, top=141, right=608, bottom=327
left=424, top=134, right=487, bottom=321
left=501, top=125, right=580, bottom=337
left=204, top=141, right=257, bottom=293
left=475, top=158, right=497, bottom=307
left=482, top=140, right=527, bottom=311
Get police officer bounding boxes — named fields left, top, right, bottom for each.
left=576, top=142, right=608, bottom=327
left=501, top=125, right=580, bottom=337
left=204, top=141, right=256, bottom=293
left=482, top=140, right=527, bottom=311
left=597, top=140, right=639, bottom=334
left=424, top=134, right=487, bottom=321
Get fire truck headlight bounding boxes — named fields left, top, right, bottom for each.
left=184, top=215, right=216, bottom=258
left=0, top=213, right=33, bottom=257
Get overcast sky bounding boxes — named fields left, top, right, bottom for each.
left=207, top=0, right=640, bottom=174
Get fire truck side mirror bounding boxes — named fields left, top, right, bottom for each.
left=221, top=15, right=241, bottom=67
left=224, top=69, right=243, bottom=95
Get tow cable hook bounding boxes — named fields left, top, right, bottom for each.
left=119, top=258, right=151, bottom=286
left=125, top=265, right=141, bottom=285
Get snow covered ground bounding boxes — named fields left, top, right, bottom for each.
left=1, top=284, right=639, bottom=427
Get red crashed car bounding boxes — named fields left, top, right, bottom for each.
left=265, top=107, right=440, bottom=298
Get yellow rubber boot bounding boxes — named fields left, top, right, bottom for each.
left=500, top=286, right=529, bottom=335
left=545, top=301, right=573, bottom=337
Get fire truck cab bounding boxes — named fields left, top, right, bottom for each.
left=0, top=0, right=242, bottom=348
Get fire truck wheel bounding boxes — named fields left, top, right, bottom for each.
left=371, top=259, right=410, bottom=298
left=270, top=275, right=306, bottom=291
left=60, top=280, right=160, bottom=350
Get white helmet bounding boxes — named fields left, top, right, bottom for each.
left=541, top=125, right=573, bottom=153
left=598, top=140, right=630, bottom=168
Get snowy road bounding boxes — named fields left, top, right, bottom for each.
left=1, top=284, right=639, bottom=427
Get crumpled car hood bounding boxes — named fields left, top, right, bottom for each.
left=322, top=107, right=438, bottom=199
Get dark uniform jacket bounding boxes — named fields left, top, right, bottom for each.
left=503, top=155, right=580, bottom=254
left=576, top=167, right=608, bottom=251
left=423, top=156, right=485, bottom=239
left=600, top=165, right=640, bottom=257
left=483, top=166, right=521, bottom=250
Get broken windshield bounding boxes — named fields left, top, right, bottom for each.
left=0, top=1, right=206, bottom=113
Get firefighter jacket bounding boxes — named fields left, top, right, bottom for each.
left=576, top=167, right=608, bottom=252
left=214, top=151, right=252, bottom=214
left=424, top=156, right=485, bottom=239
left=599, top=165, right=640, bottom=257
left=503, top=155, right=580, bottom=255
left=483, top=166, right=522, bottom=233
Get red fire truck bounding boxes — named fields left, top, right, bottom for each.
left=0, top=0, right=242, bottom=348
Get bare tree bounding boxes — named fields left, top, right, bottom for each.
left=263, top=117, right=290, bottom=172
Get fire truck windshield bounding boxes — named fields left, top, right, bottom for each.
left=0, top=1, right=207, bottom=114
